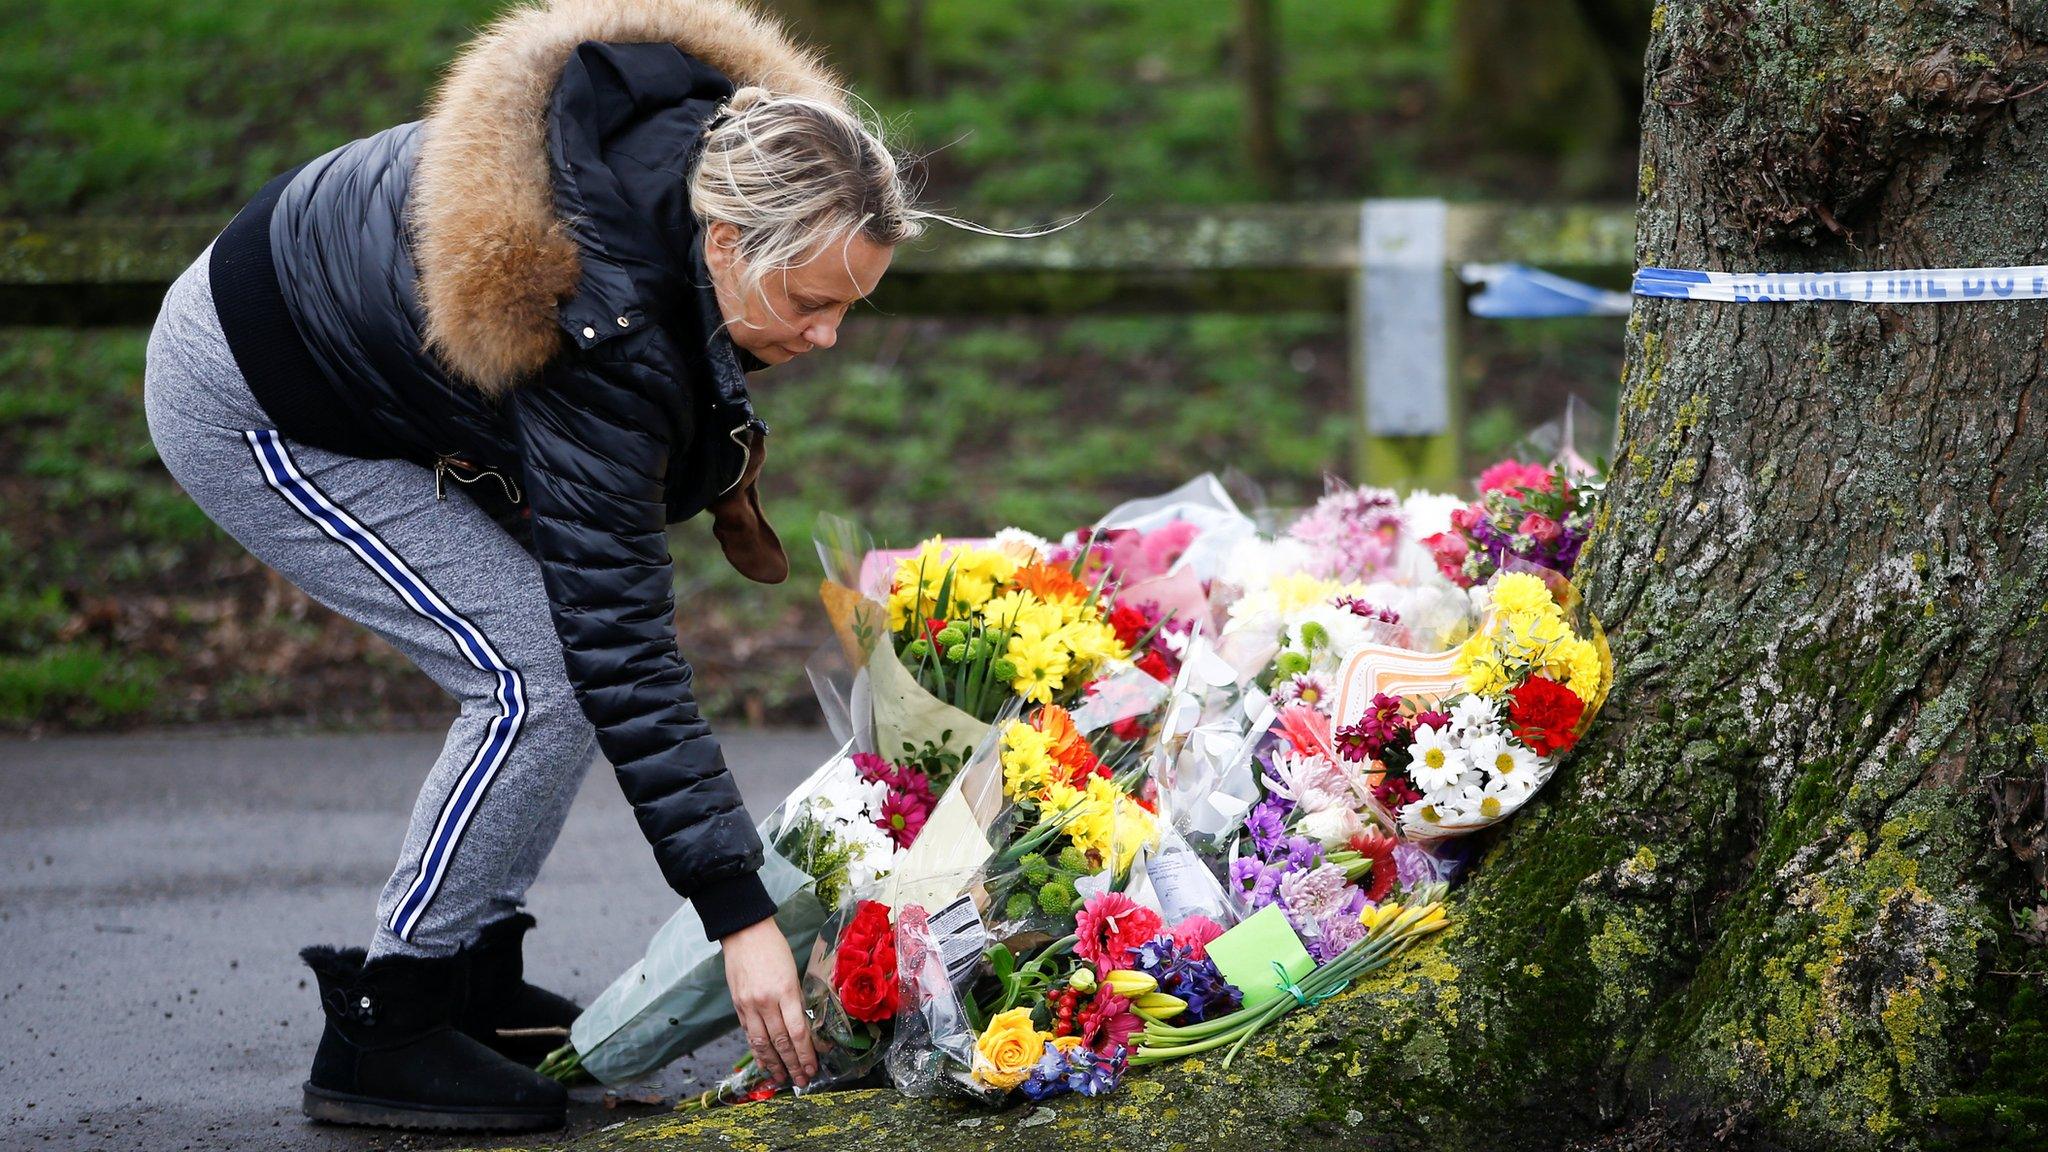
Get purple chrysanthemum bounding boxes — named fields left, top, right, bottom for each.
left=1246, top=793, right=1293, bottom=858
left=1289, top=483, right=1406, bottom=582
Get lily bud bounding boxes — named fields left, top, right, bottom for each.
left=1131, top=992, right=1188, bottom=1020
left=1103, top=970, right=1158, bottom=997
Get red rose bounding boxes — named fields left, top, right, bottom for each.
left=1111, top=714, right=1150, bottom=742
left=834, top=901, right=894, bottom=970
left=836, top=964, right=899, bottom=1023
left=1507, top=676, right=1586, bottom=756
left=1135, top=649, right=1172, bottom=682
left=833, top=901, right=900, bottom=1023
left=1518, top=513, right=1563, bottom=545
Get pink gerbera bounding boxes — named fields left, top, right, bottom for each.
left=876, top=790, right=929, bottom=849
left=1274, top=703, right=1333, bottom=757
left=1077, top=989, right=1144, bottom=1058
left=1073, top=891, right=1164, bottom=973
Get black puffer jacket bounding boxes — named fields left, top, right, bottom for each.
left=205, top=0, right=848, bottom=942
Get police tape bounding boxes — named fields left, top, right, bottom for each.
left=1633, top=265, right=2048, bottom=303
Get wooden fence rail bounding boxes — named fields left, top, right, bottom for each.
left=0, top=201, right=1635, bottom=486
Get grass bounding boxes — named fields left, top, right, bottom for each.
left=0, top=0, right=1624, bottom=731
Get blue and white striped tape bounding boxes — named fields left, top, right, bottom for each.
left=1634, top=265, right=2048, bottom=303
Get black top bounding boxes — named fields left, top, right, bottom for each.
left=207, top=41, right=779, bottom=941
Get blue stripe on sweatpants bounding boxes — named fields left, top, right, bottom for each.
left=243, top=429, right=527, bottom=941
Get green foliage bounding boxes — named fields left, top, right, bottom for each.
left=0, top=645, right=160, bottom=724
left=2, top=0, right=1467, bottom=215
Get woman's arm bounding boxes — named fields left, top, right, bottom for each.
left=507, top=324, right=775, bottom=942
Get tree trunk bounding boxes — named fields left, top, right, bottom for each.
left=555, top=6, right=2048, bottom=1150
left=1239, top=0, right=1289, bottom=199
left=1451, top=0, right=1638, bottom=193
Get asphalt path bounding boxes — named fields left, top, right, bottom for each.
left=0, top=727, right=840, bottom=1151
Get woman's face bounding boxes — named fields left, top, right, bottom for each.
left=704, top=221, right=892, bottom=368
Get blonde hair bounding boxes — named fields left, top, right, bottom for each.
left=689, top=84, right=1086, bottom=326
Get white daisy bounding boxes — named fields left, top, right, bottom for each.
left=1405, top=723, right=1467, bottom=792
left=1477, top=774, right=1531, bottom=822
left=1398, top=796, right=1444, bottom=829
left=1435, top=780, right=1489, bottom=822
left=1468, top=733, right=1541, bottom=792
left=1448, top=695, right=1499, bottom=738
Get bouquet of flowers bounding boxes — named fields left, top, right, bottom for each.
left=540, top=738, right=932, bottom=1085
left=565, top=461, right=1610, bottom=1111
left=1422, top=458, right=1603, bottom=587
left=1330, top=567, right=1611, bottom=840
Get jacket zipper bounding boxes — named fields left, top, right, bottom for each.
left=716, top=418, right=769, bottom=498
left=433, top=453, right=523, bottom=505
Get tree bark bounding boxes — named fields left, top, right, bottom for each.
left=548, top=5, right=2048, bottom=1150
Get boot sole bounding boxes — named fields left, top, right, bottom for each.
left=302, top=1084, right=565, bottom=1132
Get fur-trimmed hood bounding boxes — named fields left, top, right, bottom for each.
left=410, top=0, right=844, bottom=394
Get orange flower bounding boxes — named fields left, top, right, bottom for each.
left=1013, top=562, right=1091, bottom=606
left=1033, top=706, right=1104, bottom=789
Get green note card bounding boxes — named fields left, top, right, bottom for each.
left=1204, top=904, right=1316, bottom=1011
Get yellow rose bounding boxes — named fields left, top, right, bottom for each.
left=971, top=1007, right=1049, bottom=1090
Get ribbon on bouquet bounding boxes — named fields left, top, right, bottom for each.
left=1634, top=265, right=2048, bottom=303
left=1271, top=959, right=1345, bottom=1009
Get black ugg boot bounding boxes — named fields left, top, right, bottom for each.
left=300, top=945, right=566, bottom=1131
left=460, top=913, right=582, bottom=1067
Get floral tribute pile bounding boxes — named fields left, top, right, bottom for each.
left=543, top=457, right=1612, bottom=1109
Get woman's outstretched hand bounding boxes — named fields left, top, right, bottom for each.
left=720, top=916, right=818, bottom=1088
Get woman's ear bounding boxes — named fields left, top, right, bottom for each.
left=704, top=220, right=741, bottom=275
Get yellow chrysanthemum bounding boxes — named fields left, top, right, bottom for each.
left=980, top=591, right=1063, bottom=637
left=1558, top=637, right=1605, bottom=702
left=1490, top=572, right=1561, bottom=618
left=1499, top=609, right=1570, bottom=665
left=1268, top=572, right=1345, bottom=615
left=1006, top=632, right=1071, bottom=705
left=1000, top=722, right=1057, bottom=801
left=1061, top=776, right=1157, bottom=873
left=1057, top=618, right=1128, bottom=669
left=887, top=537, right=955, bottom=628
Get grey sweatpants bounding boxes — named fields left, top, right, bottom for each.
left=143, top=244, right=601, bottom=960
